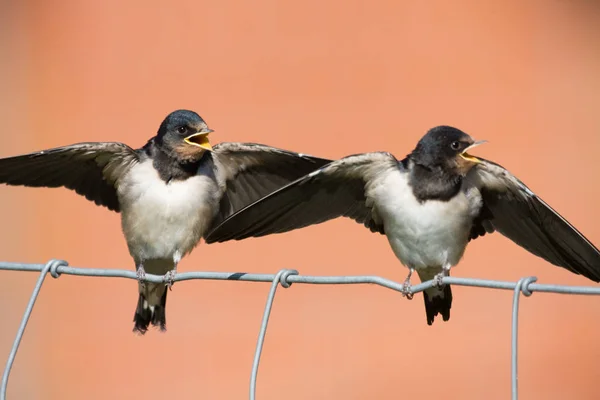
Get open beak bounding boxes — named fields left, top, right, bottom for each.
left=184, top=128, right=214, bottom=151
left=459, top=140, right=487, bottom=163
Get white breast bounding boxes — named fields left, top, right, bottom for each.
left=117, top=160, right=220, bottom=263
left=372, top=171, right=482, bottom=270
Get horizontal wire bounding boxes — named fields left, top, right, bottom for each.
left=1, top=260, right=599, bottom=400
left=1, top=261, right=599, bottom=295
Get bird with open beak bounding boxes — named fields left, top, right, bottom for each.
left=206, top=125, right=600, bottom=325
left=0, top=109, right=331, bottom=333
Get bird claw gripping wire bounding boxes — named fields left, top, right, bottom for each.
left=400, top=268, right=414, bottom=300
left=401, top=281, right=413, bottom=300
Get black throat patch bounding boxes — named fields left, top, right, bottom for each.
left=144, top=141, right=210, bottom=183
left=407, top=161, right=463, bottom=203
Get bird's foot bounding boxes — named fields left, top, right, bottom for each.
left=433, top=270, right=449, bottom=288
left=136, top=266, right=147, bottom=290
left=164, top=269, right=177, bottom=291
left=401, top=280, right=413, bottom=300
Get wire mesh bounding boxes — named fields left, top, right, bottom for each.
left=1, top=260, right=600, bottom=400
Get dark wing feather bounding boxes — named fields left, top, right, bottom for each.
left=0, top=142, right=139, bottom=212
left=467, top=158, right=600, bottom=282
left=205, top=151, right=398, bottom=243
left=208, top=142, right=331, bottom=225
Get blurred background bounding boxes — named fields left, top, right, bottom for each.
left=1, top=1, right=599, bottom=399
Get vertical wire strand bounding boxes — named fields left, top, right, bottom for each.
left=1, top=260, right=66, bottom=400
left=511, top=276, right=536, bottom=400
left=250, top=269, right=298, bottom=400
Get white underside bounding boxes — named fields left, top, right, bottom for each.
left=118, top=160, right=220, bottom=265
left=372, top=170, right=482, bottom=273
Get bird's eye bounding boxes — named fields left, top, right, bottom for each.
left=177, top=126, right=188, bottom=134
left=450, top=141, right=461, bottom=150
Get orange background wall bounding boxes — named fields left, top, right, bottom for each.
left=1, top=1, right=599, bottom=399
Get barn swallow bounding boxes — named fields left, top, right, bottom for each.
left=0, top=109, right=331, bottom=334
left=205, top=126, right=600, bottom=325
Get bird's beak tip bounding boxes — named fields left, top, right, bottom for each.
left=460, top=139, right=487, bottom=163
left=184, top=131, right=213, bottom=151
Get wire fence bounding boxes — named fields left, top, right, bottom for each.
left=1, top=260, right=600, bottom=400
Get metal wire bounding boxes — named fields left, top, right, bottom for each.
left=250, top=269, right=298, bottom=400
left=511, top=276, right=537, bottom=400
left=1, top=260, right=599, bottom=400
left=0, top=260, right=67, bottom=400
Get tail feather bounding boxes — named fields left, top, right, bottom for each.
left=416, top=268, right=453, bottom=325
left=422, top=284, right=452, bottom=325
left=133, top=288, right=168, bottom=334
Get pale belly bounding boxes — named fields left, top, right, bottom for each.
left=117, top=161, right=220, bottom=263
left=374, top=172, right=482, bottom=270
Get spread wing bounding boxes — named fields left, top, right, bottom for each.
left=209, top=142, right=332, bottom=229
left=205, top=151, right=399, bottom=243
left=0, top=142, right=139, bottom=212
left=467, top=158, right=600, bottom=282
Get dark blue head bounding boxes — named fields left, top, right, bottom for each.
left=155, top=109, right=214, bottom=161
left=410, top=126, right=486, bottom=174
